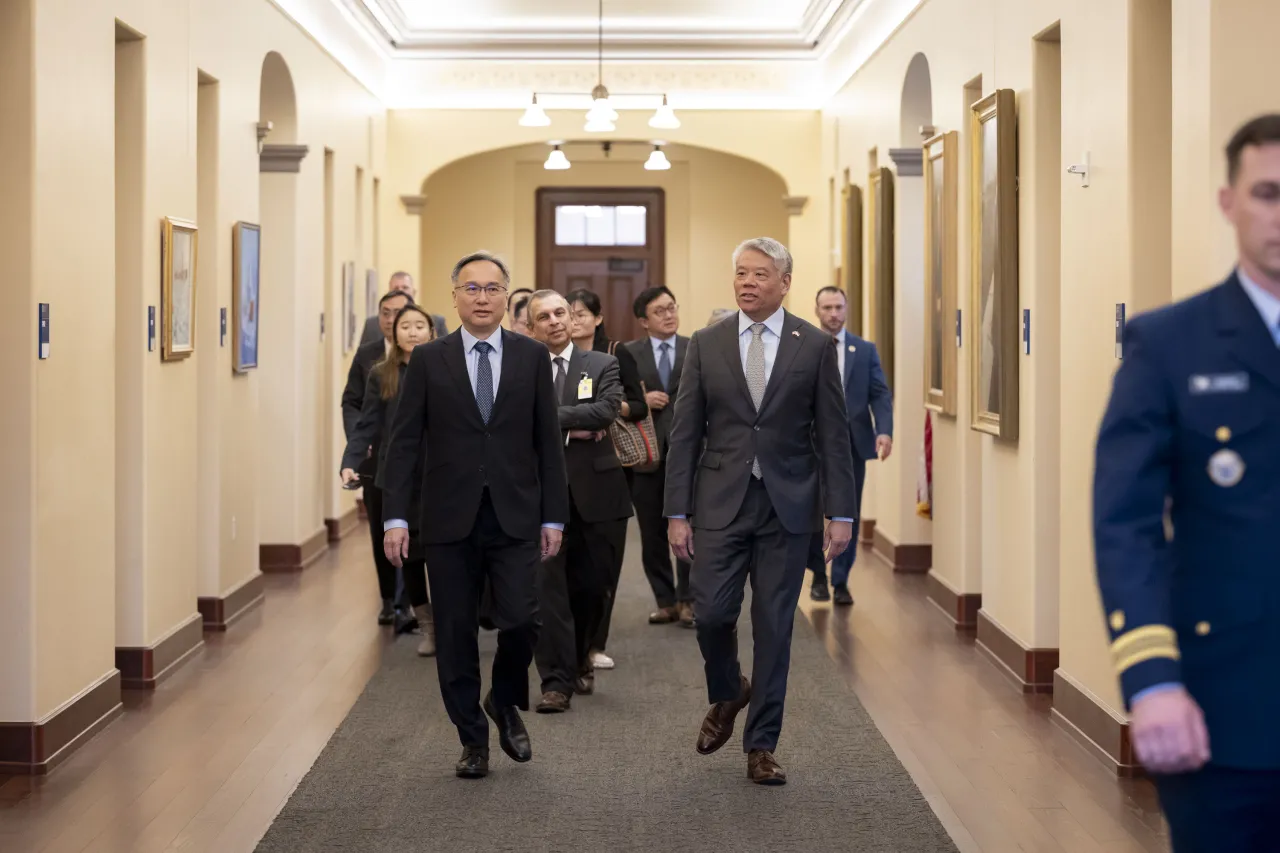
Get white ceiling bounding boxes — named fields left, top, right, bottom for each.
left=390, top=0, right=819, bottom=33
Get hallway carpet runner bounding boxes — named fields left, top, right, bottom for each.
left=256, top=540, right=958, bottom=852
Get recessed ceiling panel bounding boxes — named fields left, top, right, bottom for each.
left=387, top=0, right=817, bottom=33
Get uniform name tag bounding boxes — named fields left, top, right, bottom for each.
left=577, top=375, right=593, bottom=399
left=1188, top=372, right=1249, bottom=394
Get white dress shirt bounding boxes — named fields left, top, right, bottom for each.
left=1237, top=267, right=1280, bottom=346
left=835, top=329, right=847, bottom=378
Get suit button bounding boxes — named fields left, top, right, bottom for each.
left=478, top=465, right=485, bottom=474
left=485, top=432, right=491, bottom=438
left=1195, top=621, right=1211, bottom=636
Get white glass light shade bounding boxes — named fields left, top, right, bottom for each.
left=544, top=147, right=571, bottom=170
left=644, top=148, right=671, bottom=171
left=519, top=100, right=550, bottom=127
left=649, top=101, right=680, bottom=129
left=584, top=114, right=616, bottom=133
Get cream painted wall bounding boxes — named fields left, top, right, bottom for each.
left=383, top=110, right=826, bottom=318
left=2, top=0, right=383, bottom=722
left=418, top=143, right=788, bottom=331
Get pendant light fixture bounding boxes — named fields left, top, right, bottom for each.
left=643, top=144, right=671, bottom=171
left=544, top=143, right=570, bottom=170
left=519, top=94, right=551, bottom=127
left=648, top=96, right=680, bottom=130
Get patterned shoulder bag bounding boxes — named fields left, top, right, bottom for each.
left=607, top=341, right=661, bottom=472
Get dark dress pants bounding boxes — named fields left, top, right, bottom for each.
left=691, top=477, right=811, bottom=753
left=590, top=514, right=628, bottom=652
left=362, top=484, right=398, bottom=600
left=631, top=462, right=692, bottom=607
left=1155, top=764, right=1280, bottom=852
left=809, top=454, right=865, bottom=585
left=423, top=490, right=540, bottom=748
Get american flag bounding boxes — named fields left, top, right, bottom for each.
left=916, top=410, right=933, bottom=519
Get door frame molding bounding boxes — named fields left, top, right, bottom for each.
left=535, top=187, right=666, bottom=292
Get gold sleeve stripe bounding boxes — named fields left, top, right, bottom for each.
left=1110, top=625, right=1180, bottom=674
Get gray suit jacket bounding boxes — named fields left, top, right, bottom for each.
left=663, top=311, right=856, bottom=534
left=360, top=312, right=449, bottom=349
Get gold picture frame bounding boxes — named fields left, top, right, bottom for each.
left=924, top=131, right=959, bottom=416
left=231, top=221, right=260, bottom=373
left=840, top=173, right=864, bottom=335
left=161, top=217, right=198, bottom=362
left=969, top=89, right=1019, bottom=440
left=868, top=166, right=895, bottom=388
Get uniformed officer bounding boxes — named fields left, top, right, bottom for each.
left=1093, top=114, right=1280, bottom=852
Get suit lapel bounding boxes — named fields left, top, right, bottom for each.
left=842, top=330, right=857, bottom=389
left=490, top=329, right=521, bottom=417
left=635, top=338, right=659, bottom=389
left=443, top=332, right=484, bottom=427
left=758, top=312, right=805, bottom=415
left=671, top=335, right=688, bottom=394
left=561, top=346, right=584, bottom=406
left=1217, top=274, right=1280, bottom=391
left=719, top=319, right=753, bottom=410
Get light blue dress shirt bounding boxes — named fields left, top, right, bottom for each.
left=649, top=335, right=677, bottom=363
left=669, top=307, right=851, bottom=524
left=384, top=327, right=562, bottom=533
left=1130, top=268, right=1279, bottom=706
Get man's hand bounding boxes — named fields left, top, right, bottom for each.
left=668, top=518, right=694, bottom=562
left=1131, top=686, right=1210, bottom=774
left=823, top=519, right=853, bottom=562
left=876, top=435, right=893, bottom=460
left=566, top=429, right=607, bottom=441
left=383, top=528, right=409, bottom=568
left=540, top=527, right=563, bottom=562
left=340, top=468, right=359, bottom=486
left=645, top=390, right=670, bottom=411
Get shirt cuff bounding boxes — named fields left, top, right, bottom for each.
left=542, top=523, right=565, bottom=531
left=667, top=514, right=687, bottom=520
left=383, top=519, right=408, bottom=532
left=829, top=517, right=854, bottom=523
left=1130, top=682, right=1181, bottom=705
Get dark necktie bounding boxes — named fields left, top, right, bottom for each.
left=554, top=356, right=567, bottom=400
left=658, top=342, right=672, bottom=390
left=474, top=341, right=494, bottom=423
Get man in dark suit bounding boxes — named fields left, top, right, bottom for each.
left=665, top=237, right=855, bottom=785
left=359, top=271, right=448, bottom=347
left=342, top=289, right=413, bottom=625
left=807, top=286, right=894, bottom=605
left=1093, top=114, right=1280, bottom=852
left=382, top=251, right=569, bottom=779
left=525, top=290, right=632, bottom=713
left=623, top=286, right=694, bottom=627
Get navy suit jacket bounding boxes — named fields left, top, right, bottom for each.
left=1093, top=273, right=1280, bottom=770
left=838, top=330, right=893, bottom=459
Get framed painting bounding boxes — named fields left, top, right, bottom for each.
left=840, top=172, right=864, bottom=336
left=365, top=268, right=379, bottom=318
left=231, top=221, right=260, bottom=373
left=867, top=166, right=895, bottom=388
left=924, top=131, right=959, bottom=416
left=969, top=88, right=1020, bottom=440
left=343, top=261, right=356, bottom=354
left=161, top=217, right=198, bottom=361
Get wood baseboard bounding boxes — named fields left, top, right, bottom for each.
left=976, top=611, right=1058, bottom=693
left=325, top=506, right=360, bottom=543
left=260, top=527, right=329, bottom=573
left=858, top=518, right=875, bottom=544
left=1051, top=669, right=1142, bottom=777
left=197, top=572, right=265, bottom=632
left=356, top=498, right=367, bottom=521
left=925, top=570, right=980, bottom=629
left=871, top=527, right=931, bottom=573
left=0, top=669, right=122, bottom=776
left=115, top=614, right=205, bottom=691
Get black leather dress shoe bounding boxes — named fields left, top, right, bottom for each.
left=810, top=578, right=831, bottom=602
left=455, top=745, right=489, bottom=779
left=833, top=584, right=854, bottom=607
left=378, top=599, right=395, bottom=625
left=483, top=691, right=532, bottom=763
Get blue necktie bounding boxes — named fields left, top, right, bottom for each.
left=658, top=342, right=672, bottom=391
left=474, top=341, right=494, bottom=423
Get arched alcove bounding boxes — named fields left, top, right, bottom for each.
left=900, top=52, right=934, bottom=145
left=259, top=51, right=297, bottom=144
left=417, top=140, right=792, bottom=337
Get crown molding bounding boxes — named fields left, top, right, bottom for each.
left=888, top=147, right=923, bottom=177
left=784, top=195, right=810, bottom=216
left=399, top=194, right=426, bottom=215
left=260, top=143, right=312, bottom=173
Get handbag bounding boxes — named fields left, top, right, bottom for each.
left=607, top=341, right=661, bottom=472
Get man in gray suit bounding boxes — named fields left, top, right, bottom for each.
left=665, top=237, right=856, bottom=785
left=360, top=271, right=448, bottom=346
left=807, top=285, right=894, bottom=605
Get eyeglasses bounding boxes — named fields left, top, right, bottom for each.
left=454, top=285, right=508, bottom=298
left=649, top=304, right=679, bottom=318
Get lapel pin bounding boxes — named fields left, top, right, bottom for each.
left=792, top=330, right=801, bottom=337
left=848, top=345, right=856, bottom=352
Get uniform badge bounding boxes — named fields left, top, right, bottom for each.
left=577, top=375, right=593, bottom=400
left=1189, top=372, right=1249, bottom=394
left=1207, top=448, right=1245, bottom=487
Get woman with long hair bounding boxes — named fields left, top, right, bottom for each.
left=341, top=304, right=437, bottom=656
left=564, top=288, right=649, bottom=671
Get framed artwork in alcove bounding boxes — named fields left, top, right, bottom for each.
left=923, top=131, right=958, bottom=416
left=342, top=261, right=357, bottom=354
left=969, top=88, right=1020, bottom=441
left=867, top=166, right=895, bottom=388
left=840, top=173, right=864, bottom=337
left=231, top=221, right=260, bottom=373
left=161, top=217, right=198, bottom=362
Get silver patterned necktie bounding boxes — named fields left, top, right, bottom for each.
left=474, top=341, right=494, bottom=423
left=746, top=323, right=766, bottom=478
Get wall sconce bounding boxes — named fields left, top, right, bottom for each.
left=256, top=121, right=273, bottom=154
left=1066, top=152, right=1091, bottom=187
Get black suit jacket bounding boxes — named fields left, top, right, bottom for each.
left=382, top=329, right=570, bottom=544
left=554, top=346, right=634, bottom=523
left=341, top=339, right=389, bottom=476
left=663, top=311, right=855, bottom=534
left=340, top=364, right=425, bottom=528
left=624, top=334, right=689, bottom=452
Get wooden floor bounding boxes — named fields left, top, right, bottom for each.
left=0, top=531, right=1168, bottom=853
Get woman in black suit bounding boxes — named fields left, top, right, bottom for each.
left=565, top=289, right=649, bottom=670
left=341, top=304, right=437, bottom=656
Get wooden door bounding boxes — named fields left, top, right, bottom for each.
left=536, top=187, right=665, bottom=343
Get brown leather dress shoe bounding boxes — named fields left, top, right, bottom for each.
left=695, top=675, right=751, bottom=755
left=649, top=606, right=680, bottom=624
left=677, top=601, right=696, bottom=629
left=574, top=669, right=595, bottom=695
left=747, top=750, right=787, bottom=785
left=536, top=691, right=571, bottom=713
